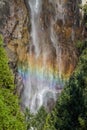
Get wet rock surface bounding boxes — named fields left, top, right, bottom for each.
left=0, top=0, right=85, bottom=99
left=27, top=0, right=83, bottom=77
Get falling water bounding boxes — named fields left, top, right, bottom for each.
left=50, top=0, right=65, bottom=78
left=29, top=0, right=42, bottom=56
left=20, top=0, right=67, bottom=113
left=81, top=0, right=87, bottom=17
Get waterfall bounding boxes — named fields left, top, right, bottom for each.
left=20, top=0, right=67, bottom=113
left=29, top=0, right=42, bottom=56
left=81, top=0, right=87, bottom=17
left=82, top=0, right=87, bottom=6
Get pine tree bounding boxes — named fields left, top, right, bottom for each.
left=0, top=35, right=26, bottom=130
left=43, top=40, right=87, bottom=129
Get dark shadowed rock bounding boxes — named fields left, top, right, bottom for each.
left=0, top=0, right=10, bottom=30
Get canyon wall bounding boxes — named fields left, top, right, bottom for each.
left=0, top=0, right=85, bottom=112
left=0, top=0, right=29, bottom=94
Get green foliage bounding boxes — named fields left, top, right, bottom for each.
left=25, top=42, right=87, bottom=130
left=34, top=106, right=47, bottom=130
left=75, top=40, right=87, bottom=55
left=1, top=3, right=87, bottom=130
left=0, top=35, right=14, bottom=90
left=43, top=113, right=56, bottom=130
left=78, top=117, right=85, bottom=130
left=25, top=108, right=34, bottom=129
left=44, top=44, right=87, bottom=130
left=25, top=106, right=47, bottom=130
left=0, top=35, right=26, bottom=130
left=83, top=3, right=87, bottom=27
left=82, top=4, right=87, bottom=14
left=0, top=88, right=26, bottom=130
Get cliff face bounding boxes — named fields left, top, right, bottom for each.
left=36, top=0, right=82, bottom=77
left=0, top=0, right=29, bottom=94
left=0, top=0, right=84, bottom=82
left=0, top=0, right=85, bottom=112
left=22, top=0, right=85, bottom=112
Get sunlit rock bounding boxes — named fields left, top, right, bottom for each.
left=0, top=0, right=85, bottom=113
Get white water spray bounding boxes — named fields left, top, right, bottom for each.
left=21, top=0, right=65, bottom=113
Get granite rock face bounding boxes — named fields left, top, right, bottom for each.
left=0, top=0, right=10, bottom=29
left=0, top=0, right=29, bottom=95
left=0, top=0, right=85, bottom=97
left=25, top=0, right=84, bottom=77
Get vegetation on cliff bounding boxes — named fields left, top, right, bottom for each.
left=25, top=5, right=87, bottom=129
left=25, top=106, right=47, bottom=130
left=0, top=2, right=87, bottom=130
left=0, top=35, right=26, bottom=130
left=45, top=5, right=87, bottom=130
left=25, top=40, right=87, bottom=130
left=44, top=45, right=87, bottom=130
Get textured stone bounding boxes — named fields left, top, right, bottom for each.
left=0, top=0, right=85, bottom=96
left=0, top=0, right=29, bottom=96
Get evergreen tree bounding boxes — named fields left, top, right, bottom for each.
left=0, top=35, right=26, bottom=130
left=44, top=46, right=87, bottom=130
left=26, top=106, right=47, bottom=130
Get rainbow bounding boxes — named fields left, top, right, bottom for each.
left=18, top=54, right=69, bottom=90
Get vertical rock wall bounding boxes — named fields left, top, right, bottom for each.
left=0, top=0, right=29, bottom=95
left=0, top=0, right=85, bottom=98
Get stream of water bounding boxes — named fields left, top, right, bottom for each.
left=20, top=0, right=67, bottom=113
